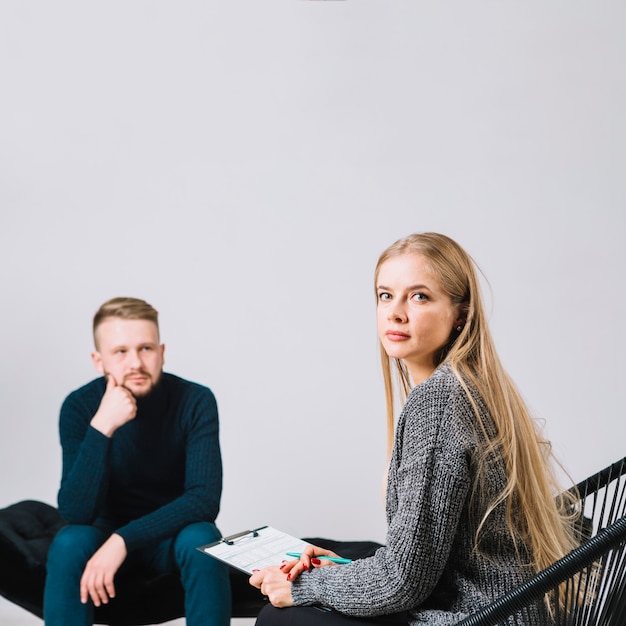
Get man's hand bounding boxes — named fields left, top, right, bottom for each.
left=91, top=375, right=137, bottom=437
left=80, top=533, right=128, bottom=606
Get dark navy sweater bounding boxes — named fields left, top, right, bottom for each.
left=57, top=373, right=222, bottom=552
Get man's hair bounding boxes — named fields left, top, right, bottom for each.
left=93, top=297, right=159, bottom=347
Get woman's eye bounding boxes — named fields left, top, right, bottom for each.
left=378, top=292, right=392, bottom=301
left=412, top=293, right=428, bottom=302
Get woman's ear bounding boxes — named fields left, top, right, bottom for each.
left=454, top=303, right=469, bottom=331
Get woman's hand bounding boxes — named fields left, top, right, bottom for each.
left=280, top=545, right=342, bottom=582
left=249, top=544, right=345, bottom=607
left=248, top=545, right=343, bottom=606
left=249, top=566, right=295, bottom=608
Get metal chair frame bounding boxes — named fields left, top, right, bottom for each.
left=455, top=456, right=626, bottom=625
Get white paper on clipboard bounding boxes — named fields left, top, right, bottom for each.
left=197, top=525, right=312, bottom=575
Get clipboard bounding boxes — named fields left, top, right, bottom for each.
left=197, top=525, right=312, bottom=575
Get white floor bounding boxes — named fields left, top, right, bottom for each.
left=0, top=597, right=255, bottom=625
left=0, top=597, right=40, bottom=625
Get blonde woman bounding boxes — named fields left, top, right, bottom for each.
left=250, top=233, right=576, bottom=626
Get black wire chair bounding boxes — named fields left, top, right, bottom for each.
left=455, top=456, right=626, bottom=625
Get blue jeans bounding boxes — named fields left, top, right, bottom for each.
left=44, top=522, right=231, bottom=626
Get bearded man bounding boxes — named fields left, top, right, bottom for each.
left=44, top=297, right=230, bottom=626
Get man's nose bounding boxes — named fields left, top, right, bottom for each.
left=129, top=350, right=142, bottom=368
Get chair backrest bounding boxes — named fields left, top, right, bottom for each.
left=576, top=456, right=626, bottom=534
left=455, top=456, right=626, bottom=626
left=566, top=456, right=626, bottom=625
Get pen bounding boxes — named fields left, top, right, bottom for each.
left=286, top=552, right=352, bottom=564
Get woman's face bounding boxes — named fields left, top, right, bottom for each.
left=376, top=253, right=460, bottom=385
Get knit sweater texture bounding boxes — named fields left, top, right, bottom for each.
left=57, top=373, right=222, bottom=553
left=291, top=364, right=546, bottom=625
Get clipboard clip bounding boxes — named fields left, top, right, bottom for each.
left=221, top=528, right=261, bottom=545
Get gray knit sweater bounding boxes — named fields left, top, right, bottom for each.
left=291, top=364, right=546, bottom=625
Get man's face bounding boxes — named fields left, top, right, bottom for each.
left=91, top=318, right=165, bottom=398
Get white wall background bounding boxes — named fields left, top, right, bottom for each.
left=1, top=1, right=625, bottom=622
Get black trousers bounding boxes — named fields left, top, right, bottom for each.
left=256, top=605, right=410, bottom=626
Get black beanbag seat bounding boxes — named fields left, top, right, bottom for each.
left=0, top=500, right=382, bottom=625
left=0, top=500, right=66, bottom=616
left=0, top=500, right=264, bottom=624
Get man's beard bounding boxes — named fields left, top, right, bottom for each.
left=121, top=369, right=162, bottom=398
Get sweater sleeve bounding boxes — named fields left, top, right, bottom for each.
left=115, top=386, right=222, bottom=551
left=291, top=374, right=473, bottom=616
left=57, top=382, right=112, bottom=524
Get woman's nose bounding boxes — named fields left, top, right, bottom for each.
left=388, top=307, right=407, bottom=323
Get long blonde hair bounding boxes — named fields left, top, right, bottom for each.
left=375, top=233, right=577, bottom=581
